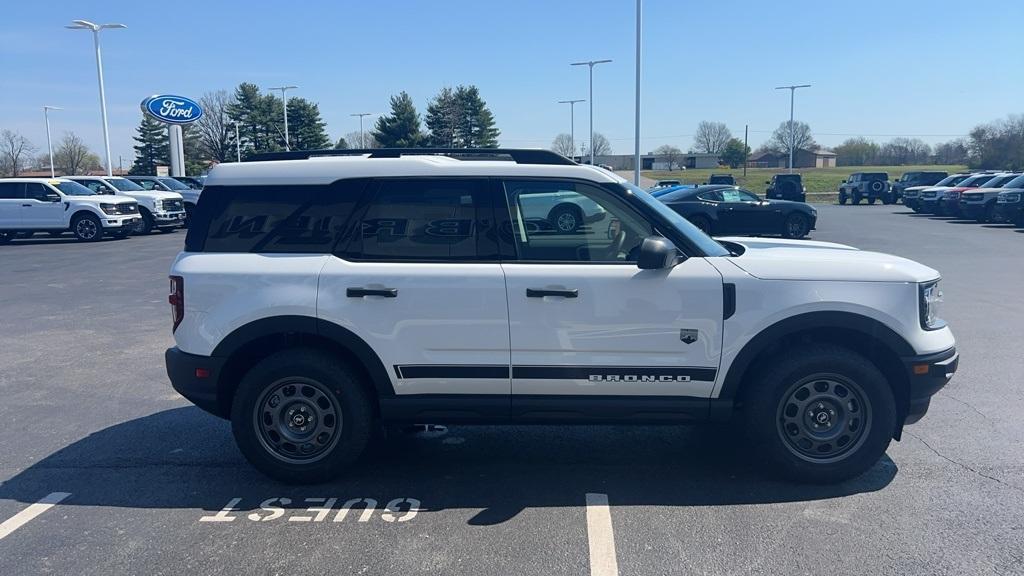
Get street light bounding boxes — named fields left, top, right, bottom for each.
left=774, top=84, right=811, bottom=173
left=231, top=120, right=241, bottom=162
left=350, top=113, right=372, bottom=148
left=634, top=0, right=643, bottom=185
left=66, top=19, right=126, bottom=177
left=268, top=85, right=299, bottom=150
left=557, top=99, right=585, bottom=160
left=43, top=106, right=63, bottom=177
left=570, top=59, right=612, bottom=166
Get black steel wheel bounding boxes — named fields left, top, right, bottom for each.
left=253, top=377, right=343, bottom=465
left=776, top=375, right=870, bottom=464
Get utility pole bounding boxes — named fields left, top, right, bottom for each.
left=66, top=20, right=126, bottom=177
left=233, top=121, right=241, bottom=162
left=268, top=85, right=299, bottom=150
left=557, top=99, right=585, bottom=159
left=43, top=106, right=62, bottom=177
left=633, top=0, right=642, bottom=185
left=775, top=84, right=811, bottom=173
left=743, top=124, right=748, bottom=177
left=570, top=59, right=612, bottom=165
left=350, top=113, right=372, bottom=148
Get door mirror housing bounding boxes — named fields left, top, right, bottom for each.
left=637, top=236, right=679, bottom=270
left=45, top=193, right=61, bottom=202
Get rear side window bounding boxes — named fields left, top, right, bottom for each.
left=0, top=182, right=24, bottom=199
left=344, top=178, right=494, bottom=262
left=188, top=181, right=367, bottom=253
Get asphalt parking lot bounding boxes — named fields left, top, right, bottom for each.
left=1, top=206, right=1022, bottom=576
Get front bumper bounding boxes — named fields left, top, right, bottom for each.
left=919, top=198, right=940, bottom=213
left=166, top=347, right=228, bottom=418
left=941, top=198, right=962, bottom=216
left=101, top=215, right=139, bottom=229
left=959, top=202, right=986, bottom=220
left=153, top=211, right=187, bottom=227
left=994, top=203, right=1023, bottom=224
left=901, top=346, right=958, bottom=424
left=904, top=197, right=920, bottom=210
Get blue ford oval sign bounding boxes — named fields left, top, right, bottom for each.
left=141, top=95, right=204, bottom=125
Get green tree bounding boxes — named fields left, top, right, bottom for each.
left=719, top=138, right=750, bottom=169
left=287, top=98, right=330, bottom=150
left=227, top=83, right=285, bottom=157
left=425, top=87, right=459, bottom=147
left=130, top=114, right=169, bottom=174
left=372, top=91, right=425, bottom=148
left=334, top=137, right=349, bottom=149
left=832, top=137, right=879, bottom=166
left=181, top=125, right=206, bottom=175
left=455, top=85, right=499, bottom=147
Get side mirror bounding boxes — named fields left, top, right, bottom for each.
left=765, top=180, right=770, bottom=184
left=45, top=193, right=61, bottom=202
left=637, top=236, right=679, bottom=270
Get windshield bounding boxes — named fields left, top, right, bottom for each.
left=934, top=174, right=967, bottom=186
left=108, top=178, right=145, bottom=191
left=621, top=181, right=730, bottom=257
left=55, top=181, right=96, bottom=196
left=962, top=175, right=996, bottom=187
left=984, top=175, right=1017, bottom=188
left=157, top=177, right=191, bottom=191
left=1001, top=174, right=1024, bottom=189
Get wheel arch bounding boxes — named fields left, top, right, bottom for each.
left=211, top=315, right=394, bottom=418
left=719, top=311, right=913, bottom=434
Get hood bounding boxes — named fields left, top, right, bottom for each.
left=118, top=190, right=182, bottom=201
left=69, top=195, right=136, bottom=206
left=904, top=185, right=931, bottom=192
left=714, top=236, right=939, bottom=283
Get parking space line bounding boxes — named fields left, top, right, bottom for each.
left=0, top=492, right=71, bottom=541
left=585, top=493, right=619, bottom=576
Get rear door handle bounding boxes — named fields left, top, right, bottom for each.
left=526, top=288, right=578, bottom=298
left=347, top=287, right=398, bottom=298
left=21, top=204, right=31, bottom=207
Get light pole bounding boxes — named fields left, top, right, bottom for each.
left=350, top=113, right=372, bottom=148
left=634, top=0, right=642, bottom=184
left=268, top=85, right=298, bottom=150
left=774, top=84, right=811, bottom=173
left=43, top=106, right=62, bottom=177
left=557, top=99, right=585, bottom=159
left=571, top=59, right=612, bottom=166
left=66, top=20, right=126, bottom=177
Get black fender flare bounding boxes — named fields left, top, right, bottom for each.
left=211, top=315, right=395, bottom=398
left=717, top=311, right=915, bottom=401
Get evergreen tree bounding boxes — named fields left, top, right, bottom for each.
left=455, top=86, right=499, bottom=148
left=372, top=91, right=424, bottom=148
left=287, top=98, right=330, bottom=150
left=334, top=137, right=349, bottom=149
left=130, top=114, right=169, bottom=174
left=226, top=83, right=263, bottom=157
left=181, top=125, right=207, bottom=175
left=425, top=87, right=459, bottom=147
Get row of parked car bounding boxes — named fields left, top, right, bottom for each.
left=0, top=175, right=204, bottom=243
left=902, top=171, right=1024, bottom=225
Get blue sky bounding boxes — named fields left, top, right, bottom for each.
left=2, top=0, right=1022, bottom=167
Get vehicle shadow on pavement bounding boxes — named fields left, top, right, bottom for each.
left=0, top=407, right=896, bottom=525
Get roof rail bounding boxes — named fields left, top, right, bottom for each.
left=245, top=148, right=577, bottom=166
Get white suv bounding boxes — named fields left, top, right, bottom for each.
left=0, top=178, right=139, bottom=242
left=67, top=176, right=186, bottom=234
left=165, top=149, right=958, bottom=484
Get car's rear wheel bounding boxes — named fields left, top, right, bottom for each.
left=548, top=204, right=582, bottom=233
left=231, top=348, right=373, bottom=484
left=981, top=202, right=995, bottom=223
left=782, top=213, right=809, bottom=239
left=852, top=191, right=862, bottom=205
left=742, top=344, right=896, bottom=483
left=838, top=193, right=847, bottom=205
left=688, top=214, right=712, bottom=235
left=72, top=214, right=103, bottom=242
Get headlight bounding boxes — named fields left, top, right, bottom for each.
left=100, top=203, right=119, bottom=215
left=919, top=280, right=945, bottom=330
left=998, top=192, right=1021, bottom=204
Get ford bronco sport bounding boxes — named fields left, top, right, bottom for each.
left=165, top=148, right=957, bottom=484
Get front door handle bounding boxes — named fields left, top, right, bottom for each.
left=347, top=287, right=398, bottom=298
left=526, top=288, right=578, bottom=298
left=21, top=204, right=31, bottom=207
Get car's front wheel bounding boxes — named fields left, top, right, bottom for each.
left=782, top=213, right=809, bottom=239
left=231, top=348, right=373, bottom=484
left=742, top=344, right=896, bottom=483
left=72, top=214, right=103, bottom=242
left=548, top=204, right=582, bottom=233
left=133, top=210, right=154, bottom=235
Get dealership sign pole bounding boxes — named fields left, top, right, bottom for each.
left=141, top=95, right=204, bottom=177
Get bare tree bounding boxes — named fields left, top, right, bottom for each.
left=197, top=90, right=234, bottom=163
left=651, top=145, right=683, bottom=170
left=591, top=132, right=612, bottom=157
left=0, top=130, right=36, bottom=177
left=551, top=134, right=575, bottom=157
left=54, top=132, right=99, bottom=175
left=692, top=121, right=732, bottom=154
left=345, top=130, right=378, bottom=149
left=767, top=120, right=816, bottom=154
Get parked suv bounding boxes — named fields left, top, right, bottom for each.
left=165, top=148, right=957, bottom=485
left=765, top=174, right=806, bottom=202
left=0, top=178, right=139, bottom=242
left=957, top=173, right=1021, bottom=222
left=891, top=171, right=947, bottom=204
left=67, top=176, right=186, bottom=234
left=706, top=174, right=736, bottom=185
left=994, top=188, right=1024, bottom=226
left=919, top=173, right=999, bottom=216
left=838, top=172, right=890, bottom=205
left=905, top=174, right=969, bottom=212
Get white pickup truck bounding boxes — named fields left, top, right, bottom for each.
left=67, top=176, right=185, bottom=234
left=0, top=178, right=139, bottom=242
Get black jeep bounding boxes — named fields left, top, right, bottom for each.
left=706, top=174, right=736, bottom=185
left=765, top=174, right=806, bottom=202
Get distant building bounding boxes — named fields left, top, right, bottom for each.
left=593, top=152, right=720, bottom=171
left=749, top=148, right=837, bottom=169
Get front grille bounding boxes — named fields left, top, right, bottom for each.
left=922, top=191, right=937, bottom=199
left=163, top=199, right=184, bottom=212
left=961, top=195, right=982, bottom=202
left=121, top=203, right=138, bottom=214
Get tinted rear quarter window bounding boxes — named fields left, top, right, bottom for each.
left=0, top=182, right=24, bottom=199
left=187, top=180, right=368, bottom=253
